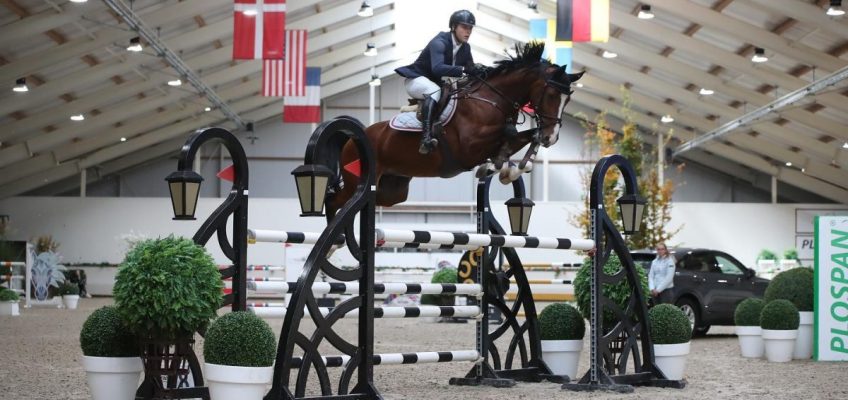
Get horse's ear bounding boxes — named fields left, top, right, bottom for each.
left=567, top=70, right=585, bottom=83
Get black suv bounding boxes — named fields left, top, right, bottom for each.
left=631, top=248, right=770, bottom=335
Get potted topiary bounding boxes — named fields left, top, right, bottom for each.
left=80, top=306, right=142, bottom=400
left=733, top=298, right=765, bottom=358
left=760, top=299, right=799, bottom=363
left=649, top=304, right=692, bottom=380
left=0, top=287, right=21, bottom=316
left=538, top=303, right=585, bottom=379
left=756, top=249, right=777, bottom=278
left=764, top=267, right=813, bottom=359
left=113, top=236, right=222, bottom=396
left=574, top=253, right=649, bottom=333
left=203, top=311, right=277, bottom=400
left=58, top=281, right=81, bottom=310
left=421, top=267, right=460, bottom=322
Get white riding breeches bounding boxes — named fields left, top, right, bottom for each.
left=404, top=77, right=441, bottom=102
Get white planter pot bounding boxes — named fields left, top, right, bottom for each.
left=205, top=362, right=273, bottom=400
left=794, top=312, right=813, bottom=359
left=82, top=356, right=143, bottom=400
left=541, top=339, right=582, bottom=379
left=62, top=294, right=80, bottom=310
left=735, top=325, right=764, bottom=358
left=0, top=300, right=19, bottom=316
left=762, top=329, right=798, bottom=363
left=653, top=342, right=690, bottom=380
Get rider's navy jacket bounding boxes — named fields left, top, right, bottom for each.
left=395, top=32, right=474, bottom=83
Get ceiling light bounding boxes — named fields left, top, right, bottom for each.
left=167, top=79, right=182, bottom=87
left=357, top=2, right=373, bottom=17
left=12, top=78, right=28, bottom=93
left=801, top=168, right=806, bottom=173
left=751, top=47, right=768, bottom=63
left=843, top=142, right=848, bottom=149
left=242, top=8, right=258, bottom=16
left=369, top=74, right=381, bottom=87
left=785, top=161, right=793, bottom=167
left=574, top=82, right=584, bottom=88
left=70, top=114, right=85, bottom=121
left=827, top=0, right=845, bottom=16
left=637, top=5, right=654, bottom=19
left=364, top=43, right=378, bottom=57
left=660, top=115, right=674, bottom=123
left=204, top=106, right=212, bottom=112
left=120, top=137, right=127, bottom=142
left=699, top=88, right=714, bottom=95
left=70, top=0, right=88, bottom=3
left=127, top=37, right=142, bottom=52
left=602, top=50, right=617, bottom=59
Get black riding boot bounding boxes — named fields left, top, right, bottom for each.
left=418, top=97, right=438, bottom=155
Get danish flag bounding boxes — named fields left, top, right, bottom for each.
left=233, top=0, right=286, bottom=60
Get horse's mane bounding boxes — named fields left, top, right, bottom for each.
left=489, top=41, right=550, bottom=75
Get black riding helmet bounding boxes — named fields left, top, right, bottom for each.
left=449, top=10, right=476, bottom=30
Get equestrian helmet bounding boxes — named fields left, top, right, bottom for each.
left=449, top=10, right=476, bottom=29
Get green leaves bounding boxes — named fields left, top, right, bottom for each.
left=80, top=306, right=138, bottom=357
left=0, top=288, right=20, bottom=301
left=649, top=304, right=692, bottom=344
left=764, top=267, right=814, bottom=312
left=203, top=311, right=277, bottom=367
left=574, top=253, right=649, bottom=331
left=734, top=298, right=765, bottom=326
left=760, top=299, right=799, bottom=330
left=421, top=267, right=458, bottom=306
left=539, top=303, right=584, bottom=340
left=113, top=236, right=223, bottom=339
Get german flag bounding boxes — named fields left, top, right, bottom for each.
left=556, top=0, right=609, bottom=43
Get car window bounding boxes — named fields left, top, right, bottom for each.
left=681, top=253, right=714, bottom=272
left=631, top=253, right=655, bottom=271
left=715, top=254, right=745, bottom=275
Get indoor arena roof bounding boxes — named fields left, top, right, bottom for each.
left=0, top=0, right=846, bottom=202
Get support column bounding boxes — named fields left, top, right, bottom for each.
left=657, top=131, right=664, bottom=184
left=79, top=168, right=87, bottom=197
left=771, top=175, right=777, bottom=204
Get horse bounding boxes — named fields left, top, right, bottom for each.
left=330, top=41, right=583, bottom=211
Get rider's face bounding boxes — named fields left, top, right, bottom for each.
left=453, top=24, right=473, bottom=44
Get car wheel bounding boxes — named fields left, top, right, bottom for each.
left=675, top=298, right=708, bottom=337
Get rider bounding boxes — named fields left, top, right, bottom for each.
left=395, top=9, right=484, bottom=155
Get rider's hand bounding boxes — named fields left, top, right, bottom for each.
left=464, top=64, right=485, bottom=78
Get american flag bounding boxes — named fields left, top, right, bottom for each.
left=261, top=29, right=306, bottom=97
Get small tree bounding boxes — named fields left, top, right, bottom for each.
left=571, top=87, right=683, bottom=249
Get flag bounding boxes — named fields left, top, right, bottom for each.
left=556, top=0, right=609, bottom=42
left=284, top=67, right=320, bottom=123
left=284, top=29, right=307, bottom=97
left=530, top=19, right=572, bottom=72
left=262, top=59, right=284, bottom=96
left=217, top=164, right=235, bottom=182
left=233, top=0, right=286, bottom=59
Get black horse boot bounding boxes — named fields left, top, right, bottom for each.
left=418, top=97, right=438, bottom=155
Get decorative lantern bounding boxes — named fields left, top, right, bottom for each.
left=504, top=197, right=535, bottom=236
left=292, top=164, right=334, bottom=217
left=165, top=170, right=203, bottom=220
left=616, top=193, right=647, bottom=235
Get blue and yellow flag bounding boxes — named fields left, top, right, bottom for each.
left=529, top=18, right=572, bottom=72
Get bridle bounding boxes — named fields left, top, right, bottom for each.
left=457, top=66, right=573, bottom=143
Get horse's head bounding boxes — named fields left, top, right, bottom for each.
left=530, top=64, right=584, bottom=147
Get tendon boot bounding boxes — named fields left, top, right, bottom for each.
left=418, top=97, right=438, bottom=155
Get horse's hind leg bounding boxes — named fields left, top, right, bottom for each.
left=375, top=175, right=412, bottom=207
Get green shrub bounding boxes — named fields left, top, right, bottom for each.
left=539, top=303, right=584, bottom=340
left=757, top=249, right=777, bottom=261
left=421, top=267, right=458, bottom=306
left=764, top=267, right=813, bottom=312
left=113, top=236, right=223, bottom=339
left=649, top=304, right=692, bottom=344
left=733, top=298, right=765, bottom=326
left=574, top=253, right=649, bottom=331
left=58, top=282, right=80, bottom=296
left=79, top=306, right=138, bottom=357
left=783, top=248, right=799, bottom=262
left=203, top=312, right=276, bottom=367
left=760, top=300, right=799, bottom=330
left=0, top=289, right=20, bottom=301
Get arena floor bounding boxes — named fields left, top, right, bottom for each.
left=1, top=298, right=846, bottom=400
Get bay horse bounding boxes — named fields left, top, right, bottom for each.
left=330, top=41, right=582, bottom=211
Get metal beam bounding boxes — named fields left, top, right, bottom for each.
left=102, top=0, right=244, bottom=129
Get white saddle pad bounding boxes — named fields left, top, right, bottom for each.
left=388, top=97, right=458, bottom=132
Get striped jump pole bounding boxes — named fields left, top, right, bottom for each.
left=246, top=281, right=482, bottom=296
left=250, top=305, right=481, bottom=319
left=289, top=350, right=480, bottom=368
left=375, top=229, right=594, bottom=250
left=248, top=229, right=482, bottom=251
left=510, top=279, right=572, bottom=285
